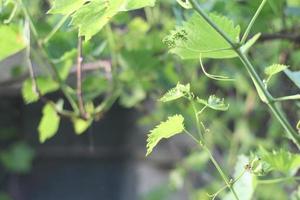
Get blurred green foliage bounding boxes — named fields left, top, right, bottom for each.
left=0, top=0, right=300, bottom=199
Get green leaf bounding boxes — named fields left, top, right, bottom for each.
left=163, top=13, right=240, bottom=59
left=49, top=0, right=156, bottom=40
left=197, top=95, right=229, bottom=111
left=264, top=64, right=289, bottom=77
left=48, top=0, right=88, bottom=15
left=38, top=102, right=61, bottom=143
left=0, top=143, right=34, bottom=173
left=260, top=148, right=300, bottom=175
left=146, top=115, right=185, bottom=156
left=159, top=83, right=190, bottom=102
left=285, top=69, right=300, bottom=89
left=0, top=25, right=26, bottom=61
left=72, top=118, right=92, bottom=135
left=22, top=77, right=59, bottom=104
left=120, top=0, right=156, bottom=11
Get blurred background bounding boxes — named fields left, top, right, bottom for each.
left=0, top=0, right=300, bottom=199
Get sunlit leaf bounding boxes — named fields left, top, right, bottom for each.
left=48, top=0, right=88, bottom=15
left=146, top=115, right=185, bottom=156
left=22, top=77, right=59, bottom=104
left=159, top=83, right=190, bottom=102
left=72, top=117, right=92, bottom=135
left=0, top=25, right=25, bottom=61
left=38, top=102, right=61, bottom=143
left=49, top=0, right=156, bottom=40
left=163, top=13, right=240, bottom=59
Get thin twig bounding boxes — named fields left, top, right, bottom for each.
left=24, top=20, right=74, bottom=119
left=18, top=0, right=79, bottom=113
left=76, top=36, right=87, bottom=119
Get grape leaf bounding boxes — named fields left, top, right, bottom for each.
left=260, top=148, right=300, bottom=175
left=163, top=13, right=240, bottom=59
left=159, top=83, right=190, bottom=102
left=38, top=102, right=61, bottom=143
left=49, top=0, right=156, bottom=40
left=0, top=25, right=26, bottom=61
left=197, top=95, right=229, bottom=111
left=146, top=115, right=185, bottom=156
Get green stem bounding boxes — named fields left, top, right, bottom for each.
left=257, top=176, right=300, bottom=185
left=191, top=100, right=203, bottom=140
left=203, top=145, right=240, bottom=200
left=241, top=0, right=267, bottom=44
left=188, top=99, right=240, bottom=200
left=189, top=0, right=300, bottom=149
left=274, top=94, right=300, bottom=102
left=43, top=15, right=69, bottom=44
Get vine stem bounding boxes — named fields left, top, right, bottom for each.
left=187, top=98, right=240, bottom=200
left=184, top=129, right=240, bottom=200
left=43, top=15, right=69, bottom=44
left=241, top=0, right=267, bottom=44
left=18, top=0, right=79, bottom=114
left=94, top=24, right=119, bottom=116
left=189, top=0, right=300, bottom=149
left=23, top=20, right=75, bottom=119
left=203, top=145, right=240, bottom=200
left=257, top=176, right=300, bottom=185
left=76, top=36, right=87, bottom=118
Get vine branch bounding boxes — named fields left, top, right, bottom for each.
left=76, top=36, right=87, bottom=119
left=189, top=0, right=300, bottom=149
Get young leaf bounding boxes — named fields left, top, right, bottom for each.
left=285, top=69, right=300, bottom=89
left=197, top=95, right=229, bottom=111
left=0, top=25, right=26, bottom=61
left=22, top=77, right=59, bottom=104
left=163, top=13, right=240, bottom=59
left=159, top=83, right=190, bottom=102
left=38, top=102, right=61, bottom=143
left=265, top=64, right=289, bottom=78
left=260, top=148, right=300, bottom=175
left=146, top=115, right=185, bottom=156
